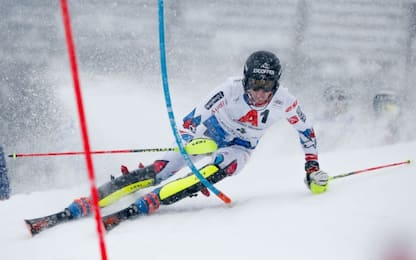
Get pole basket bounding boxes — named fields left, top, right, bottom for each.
left=0, top=146, right=10, bottom=200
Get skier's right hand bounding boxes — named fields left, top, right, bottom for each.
left=304, top=161, right=329, bottom=194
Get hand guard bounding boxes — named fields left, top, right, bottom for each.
left=304, top=161, right=329, bottom=194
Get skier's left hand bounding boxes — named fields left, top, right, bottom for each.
left=304, top=161, right=329, bottom=194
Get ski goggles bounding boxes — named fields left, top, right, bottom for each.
left=246, top=78, right=276, bottom=92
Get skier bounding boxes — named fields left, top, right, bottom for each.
left=26, top=50, right=329, bottom=234
left=372, top=90, right=401, bottom=144
left=322, top=85, right=350, bottom=118
left=314, top=85, right=357, bottom=151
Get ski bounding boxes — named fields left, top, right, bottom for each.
left=24, top=166, right=156, bottom=236
left=24, top=163, right=229, bottom=235
left=25, top=210, right=71, bottom=236
left=102, top=204, right=141, bottom=231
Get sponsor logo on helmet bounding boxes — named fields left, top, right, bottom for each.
left=253, top=68, right=275, bottom=75
left=261, top=63, right=270, bottom=69
left=252, top=62, right=275, bottom=75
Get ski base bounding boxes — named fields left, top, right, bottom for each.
left=25, top=210, right=71, bottom=236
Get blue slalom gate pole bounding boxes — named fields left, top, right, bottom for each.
left=0, top=146, right=11, bottom=200
left=157, top=0, right=231, bottom=204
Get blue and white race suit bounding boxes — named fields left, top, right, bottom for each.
left=154, top=78, right=318, bottom=183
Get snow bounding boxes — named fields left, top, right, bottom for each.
left=1, top=83, right=415, bottom=260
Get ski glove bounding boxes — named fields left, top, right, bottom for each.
left=304, top=161, right=329, bottom=194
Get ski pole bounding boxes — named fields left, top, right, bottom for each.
left=8, top=138, right=218, bottom=159
left=9, top=148, right=176, bottom=158
left=329, top=160, right=411, bottom=181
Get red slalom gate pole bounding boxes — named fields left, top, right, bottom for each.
left=60, top=1, right=108, bottom=260
left=329, top=160, right=411, bottom=181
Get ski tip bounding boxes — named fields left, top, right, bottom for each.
left=24, top=219, right=36, bottom=237
left=24, top=217, right=52, bottom=236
